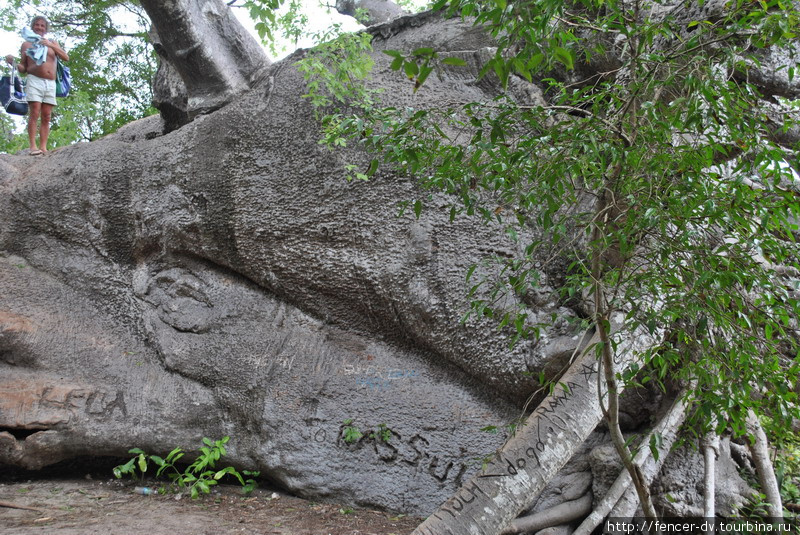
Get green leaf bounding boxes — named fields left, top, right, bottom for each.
left=528, top=53, right=544, bottom=70
left=415, top=65, right=433, bottom=91
left=367, top=158, right=379, bottom=176
left=466, top=263, right=477, bottom=282
left=442, top=57, right=468, bottom=66
left=404, top=61, right=419, bottom=78
left=649, top=432, right=663, bottom=462
left=553, top=47, right=574, bottom=70
left=214, top=468, right=231, bottom=480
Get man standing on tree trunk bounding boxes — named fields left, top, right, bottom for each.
left=4, top=16, right=69, bottom=156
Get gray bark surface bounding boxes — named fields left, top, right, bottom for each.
left=501, top=493, right=592, bottom=534
left=0, top=14, right=580, bottom=515
left=0, top=4, right=795, bottom=523
left=704, top=432, right=720, bottom=519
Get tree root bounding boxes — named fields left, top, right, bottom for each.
left=500, top=493, right=593, bottom=535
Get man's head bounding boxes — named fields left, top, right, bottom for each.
left=30, top=16, right=48, bottom=36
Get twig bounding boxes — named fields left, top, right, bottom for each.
left=544, top=106, right=633, bottom=147
left=0, top=501, right=43, bottom=512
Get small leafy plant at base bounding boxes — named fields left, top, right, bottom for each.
left=775, top=433, right=800, bottom=514
left=368, top=423, right=392, bottom=443
left=341, top=419, right=363, bottom=444
left=113, top=436, right=259, bottom=499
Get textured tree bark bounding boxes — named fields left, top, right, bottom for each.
left=140, top=0, right=270, bottom=121
left=411, top=323, right=661, bottom=535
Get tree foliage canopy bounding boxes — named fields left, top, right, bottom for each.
left=309, top=0, right=800, bottom=451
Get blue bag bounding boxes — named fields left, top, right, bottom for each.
left=1, top=63, right=28, bottom=115
left=56, top=60, right=70, bottom=98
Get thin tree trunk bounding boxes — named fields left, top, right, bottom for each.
left=746, top=410, right=783, bottom=518
left=574, top=388, right=690, bottom=535
left=411, top=323, right=661, bottom=535
left=590, top=189, right=658, bottom=523
left=501, top=493, right=592, bottom=534
left=596, top=316, right=658, bottom=521
left=703, top=431, right=720, bottom=520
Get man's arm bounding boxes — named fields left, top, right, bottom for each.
left=17, top=43, right=30, bottom=73
left=41, top=39, right=69, bottom=62
left=4, top=43, right=28, bottom=72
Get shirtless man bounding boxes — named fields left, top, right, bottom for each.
left=5, top=16, right=69, bottom=155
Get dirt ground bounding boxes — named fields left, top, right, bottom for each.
left=0, top=462, right=423, bottom=535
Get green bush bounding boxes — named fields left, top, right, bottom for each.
left=113, top=436, right=259, bottom=499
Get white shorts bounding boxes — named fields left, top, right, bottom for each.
left=26, top=74, right=57, bottom=106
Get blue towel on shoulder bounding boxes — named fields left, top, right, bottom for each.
left=21, top=27, right=47, bottom=66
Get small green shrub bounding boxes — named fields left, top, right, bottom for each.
left=369, top=423, right=392, bottom=443
left=342, top=419, right=363, bottom=444
left=776, top=438, right=800, bottom=510
left=113, top=436, right=259, bottom=499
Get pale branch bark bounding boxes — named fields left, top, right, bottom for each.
left=703, top=431, right=720, bottom=521
left=573, top=388, right=690, bottom=535
left=500, top=493, right=593, bottom=535
left=140, top=0, right=270, bottom=120
left=746, top=410, right=784, bottom=518
left=411, top=321, right=662, bottom=535
left=335, top=0, right=406, bottom=26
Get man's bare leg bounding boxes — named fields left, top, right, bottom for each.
left=28, top=101, right=41, bottom=153
left=39, top=103, right=53, bottom=153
